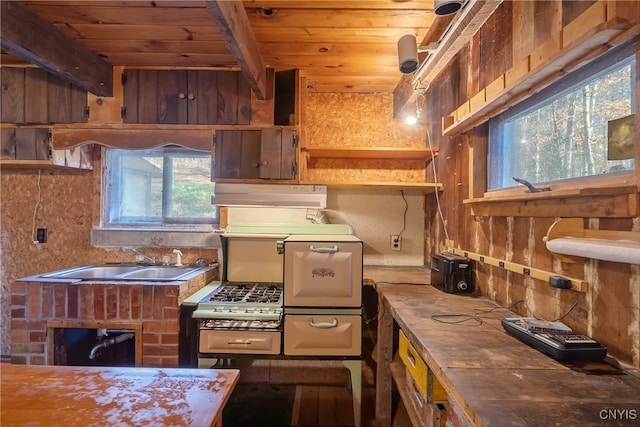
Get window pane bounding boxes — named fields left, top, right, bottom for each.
left=489, top=44, right=636, bottom=190
left=105, top=148, right=216, bottom=225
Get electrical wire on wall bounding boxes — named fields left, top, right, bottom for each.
left=394, top=190, right=408, bottom=239
left=31, top=170, right=42, bottom=245
left=425, top=121, right=451, bottom=242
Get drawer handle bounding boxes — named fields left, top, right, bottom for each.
left=308, top=317, right=338, bottom=328
left=309, top=245, right=339, bottom=254
left=407, top=351, right=417, bottom=368
left=227, top=340, right=252, bottom=345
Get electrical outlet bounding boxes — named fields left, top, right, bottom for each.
left=37, top=228, right=47, bottom=244
left=390, top=235, right=401, bottom=251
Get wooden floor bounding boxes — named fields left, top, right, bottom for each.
left=290, top=385, right=412, bottom=427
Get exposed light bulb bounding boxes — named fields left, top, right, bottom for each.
left=406, top=115, right=418, bottom=125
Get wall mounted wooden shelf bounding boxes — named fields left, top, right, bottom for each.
left=302, top=146, right=437, bottom=161
left=299, top=180, right=442, bottom=192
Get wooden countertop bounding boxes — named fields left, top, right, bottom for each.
left=363, top=265, right=431, bottom=286
left=1, top=364, right=239, bottom=427
left=375, top=283, right=640, bottom=426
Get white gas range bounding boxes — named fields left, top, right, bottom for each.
left=185, top=223, right=363, bottom=359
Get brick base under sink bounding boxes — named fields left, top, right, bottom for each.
left=10, top=272, right=214, bottom=366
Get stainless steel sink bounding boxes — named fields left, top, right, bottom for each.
left=32, top=264, right=209, bottom=282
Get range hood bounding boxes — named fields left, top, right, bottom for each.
left=212, top=183, right=327, bottom=208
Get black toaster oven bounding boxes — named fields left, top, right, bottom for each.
left=430, top=252, right=473, bottom=293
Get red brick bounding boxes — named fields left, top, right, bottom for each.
left=93, top=284, right=105, bottom=320
left=153, top=287, right=165, bottom=319
left=41, top=284, right=52, bottom=318
left=130, top=285, right=142, bottom=320
left=142, top=356, right=163, bottom=367
left=143, top=343, right=178, bottom=356
left=161, top=334, right=179, bottom=345
left=11, top=331, right=28, bottom=343
left=28, top=283, right=41, bottom=318
left=10, top=355, right=26, bottom=364
left=159, top=357, right=179, bottom=368
left=29, top=355, right=46, bottom=365
left=162, top=306, right=179, bottom=320
left=54, top=284, right=66, bottom=318
left=11, top=282, right=26, bottom=293
left=11, top=307, right=25, bottom=319
left=142, top=286, right=154, bottom=319
left=11, top=294, right=26, bottom=307
left=143, top=320, right=179, bottom=333
left=30, top=331, right=47, bottom=343
left=143, top=333, right=160, bottom=344
left=105, top=284, right=118, bottom=319
left=79, top=285, right=92, bottom=320
left=119, top=286, right=130, bottom=319
left=67, top=284, right=78, bottom=318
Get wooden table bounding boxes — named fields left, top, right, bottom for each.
left=1, top=364, right=239, bottom=427
left=373, top=282, right=640, bottom=426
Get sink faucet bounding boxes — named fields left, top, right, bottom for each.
left=123, top=247, right=156, bottom=265
left=173, top=249, right=183, bottom=266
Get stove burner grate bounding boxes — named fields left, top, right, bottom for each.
left=204, top=282, right=283, bottom=305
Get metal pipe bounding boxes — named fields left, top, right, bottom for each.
left=88, top=333, right=134, bottom=360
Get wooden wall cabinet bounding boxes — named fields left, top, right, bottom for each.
left=122, top=69, right=251, bottom=125
left=213, top=128, right=297, bottom=181
left=1, top=67, right=87, bottom=124
left=0, top=127, right=92, bottom=170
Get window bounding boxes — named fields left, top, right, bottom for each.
left=104, top=147, right=217, bottom=226
left=488, top=42, right=636, bottom=191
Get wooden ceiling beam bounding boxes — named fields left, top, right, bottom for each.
left=205, top=0, right=268, bottom=100
left=393, top=1, right=503, bottom=120
left=0, top=1, right=113, bottom=97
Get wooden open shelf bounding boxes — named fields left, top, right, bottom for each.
left=302, top=146, right=437, bottom=161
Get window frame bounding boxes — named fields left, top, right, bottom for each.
left=484, top=41, right=637, bottom=199
left=101, top=146, right=218, bottom=229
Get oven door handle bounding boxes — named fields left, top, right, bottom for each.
left=227, top=339, right=254, bottom=345
left=309, top=245, right=339, bottom=254
left=308, top=317, right=338, bottom=329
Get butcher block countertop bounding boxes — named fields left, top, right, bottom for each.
left=0, top=364, right=239, bottom=427
left=367, top=271, right=640, bottom=426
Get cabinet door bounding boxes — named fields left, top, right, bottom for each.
left=260, top=128, right=296, bottom=179
left=1, top=128, right=49, bottom=160
left=214, top=130, right=261, bottom=179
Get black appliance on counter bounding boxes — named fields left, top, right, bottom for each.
left=431, top=252, right=473, bottom=293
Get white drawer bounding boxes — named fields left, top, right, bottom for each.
left=283, top=314, right=361, bottom=356
left=199, top=330, right=281, bottom=355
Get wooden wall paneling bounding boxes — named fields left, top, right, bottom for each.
left=236, top=72, right=252, bottom=125
left=87, top=66, right=124, bottom=124
left=70, top=84, right=87, bottom=123
left=24, top=68, right=48, bottom=123
left=485, top=1, right=513, bottom=88
left=1, top=67, right=25, bottom=123
left=240, top=130, right=261, bottom=179
left=190, top=70, right=218, bottom=125
left=122, top=69, right=138, bottom=123
left=138, top=70, right=159, bottom=123
left=14, top=128, right=48, bottom=160
left=1, top=128, right=16, bottom=159
left=216, top=71, right=238, bottom=125
left=511, top=0, right=536, bottom=66
left=592, top=260, right=635, bottom=359
left=280, top=129, right=296, bottom=180
left=47, top=74, right=72, bottom=123
left=259, top=127, right=282, bottom=179
left=157, top=70, right=180, bottom=124
left=250, top=67, right=275, bottom=126
left=562, top=0, right=598, bottom=27
left=490, top=216, right=509, bottom=304
left=533, top=0, right=561, bottom=47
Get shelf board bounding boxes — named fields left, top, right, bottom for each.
left=299, top=181, right=442, bottom=192
left=0, top=160, right=92, bottom=171
left=390, top=358, right=424, bottom=427
left=302, top=146, right=437, bottom=161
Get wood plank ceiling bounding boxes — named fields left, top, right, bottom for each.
left=2, top=0, right=437, bottom=95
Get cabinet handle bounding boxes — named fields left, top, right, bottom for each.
left=178, top=93, right=186, bottom=99
left=227, top=340, right=252, bottom=345
left=309, top=245, right=339, bottom=254
left=308, top=317, right=338, bottom=329
left=188, top=93, right=195, bottom=100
